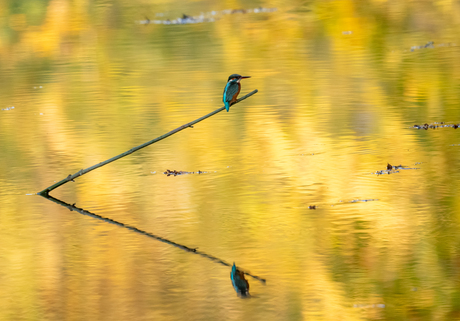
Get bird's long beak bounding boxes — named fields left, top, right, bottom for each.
left=237, top=76, right=250, bottom=83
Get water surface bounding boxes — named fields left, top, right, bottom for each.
left=1, top=0, right=460, bottom=320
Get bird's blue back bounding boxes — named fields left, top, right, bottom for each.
left=223, top=80, right=239, bottom=112
left=230, top=263, right=249, bottom=295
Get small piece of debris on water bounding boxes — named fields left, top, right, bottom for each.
left=139, top=7, right=277, bottom=25
left=373, top=163, right=420, bottom=175
left=412, top=122, right=460, bottom=130
left=164, top=169, right=208, bottom=176
left=410, top=41, right=434, bottom=51
left=353, top=304, right=385, bottom=309
left=337, top=199, right=379, bottom=204
left=349, top=199, right=379, bottom=203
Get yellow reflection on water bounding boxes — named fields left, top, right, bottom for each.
left=1, top=0, right=460, bottom=320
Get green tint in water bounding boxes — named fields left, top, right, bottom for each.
left=1, top=0, right=460, bottom=320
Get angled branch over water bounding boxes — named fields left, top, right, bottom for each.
left=40, top=194, right=266, bottom=284
left=37, top=89, right=258, bottom=196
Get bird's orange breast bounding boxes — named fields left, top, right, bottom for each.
left=230, top=83, right=241, bottom=104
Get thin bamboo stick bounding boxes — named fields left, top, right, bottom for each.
left=37, top=89, right=258, bottom=196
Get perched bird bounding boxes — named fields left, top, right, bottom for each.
left=230, top=263, right=250, bottom=296
left=223, top=74, right=250, bottom=112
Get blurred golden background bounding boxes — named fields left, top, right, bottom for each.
left=1, top=0, right=460, bottom=320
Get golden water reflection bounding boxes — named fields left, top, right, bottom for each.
left=1, top=0, right=460, bottom=320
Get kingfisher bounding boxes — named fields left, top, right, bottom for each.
left=230, top=263, right=250, bottom=296
left=223, top=74, right=250, bottom=112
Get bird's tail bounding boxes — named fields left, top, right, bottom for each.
left=225, top=102, right=230, bottom=112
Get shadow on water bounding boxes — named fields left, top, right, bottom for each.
left=38, top=194, right=266, bottom=295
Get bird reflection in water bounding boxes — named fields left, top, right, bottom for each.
left=231, top=263, right=250, bottom=297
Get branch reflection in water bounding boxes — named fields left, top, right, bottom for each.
left=39, top=194, right=266, bottom=295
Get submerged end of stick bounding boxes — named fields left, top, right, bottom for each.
left=37, top=190, right=50, bottom=197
